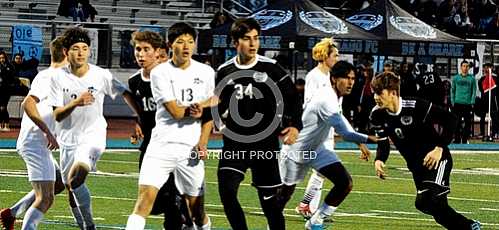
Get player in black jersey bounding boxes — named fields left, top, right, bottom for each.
left=214, top=18, right=302, bottom=230
left=128, top=30, right=190, bottom=229
left=369, top=72, right=481, bottom=230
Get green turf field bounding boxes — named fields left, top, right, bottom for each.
left=1, top=150, right=498, bottom=229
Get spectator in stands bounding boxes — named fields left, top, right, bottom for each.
left=383, top=61, right=393, bottom=73
left=210, top=12, right=227, bottom=29
left=471, top=0, right=497, bottom=33
left=76, top=0, right=98, bottom=22
left=57, top=0, right=78, bottom=21
left=0, top=51, right=15, bottom=131
left=399, top=62, right=418, bottom=98
left=487, top=12, right=499, bottom=36
left=12, top=53, right=38, bottom=83
left=478, top=63, right=498, bottom=139
left=437, top=0, right=457, bottom=29
left=414, top=0, right=438, bottom=26
left=357, top=64, right=375, bottom=133
left=449, top=0, right=472, bottom=35
left=451, top=60, right=476, bottom=144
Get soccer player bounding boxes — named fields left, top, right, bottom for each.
left=125, top=22, right=214, bottom=230
left=46, top=27, right=137, bottom=230
left=215, top=18, right=302, bottom=230
left=128, top=30, right=189, bottom=229
left=279, top=61, right=377, bottom=229
left=370, top=72, right=481, bottom=230
left=0, top=37, right=67, bottom=230
left=295, top=38, right=371, bottom=218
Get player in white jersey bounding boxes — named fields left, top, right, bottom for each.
left=279, top=61, right=379, bottom=229
left=125, top=22, right=214, bottom=230
left=46, top=27, right=139, bottom=230
left=0, top=37, right=66, bottom=230
left=296, top=39, right=371, bottom=219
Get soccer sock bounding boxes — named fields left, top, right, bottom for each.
left=70, top=207, right=85, bottom=229
left=310, top=203, right=337, bottom=224
left=125, top=214, right=145, bottom=230
left=11, top=190, right=36, bottom=217
left=196, top=217, right=211, bottom=230
left=302, top=171, right=324, bottom=205
left=21, top=207, right=44, bottom=230
left=72, top=184, right=95, bottom=229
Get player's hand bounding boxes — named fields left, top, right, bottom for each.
left=196, top=142, right=208, bottom=160
left=358, top=144, right=371, bottom=161
left=44, top=131, right=59, bottom=150
left=134, top=123, right=144, bottom=140
left=423, top=147, right=443, bottom=170
left=281, top=127, right=299, bottom=145
left=189, top=103, right=203, bottom=118
left=375, top=160, right=387, bottom=179
left=76, top=91, right=95, bottom=106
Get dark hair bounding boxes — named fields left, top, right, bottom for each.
left=230, top=18, right=261, bottom=41
left=331, top=61, right=355, bottom=79
left=167, top=22, right=196, bottom=44
left=484, top=63, right=493, bottom=68
left=371, top=72, right=401, bottom=96
left=0, top=50, right=7, bottom=59
left=50, top=36, right=66, bottom=63
left=14, top=53, right=23, bottom=58
left=62, top=27, right=91, bottom=49
left=461, top=60, right=469, bottom=66
left=131, top=30, right=164, bottom=50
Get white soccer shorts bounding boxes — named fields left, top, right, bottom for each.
left=139, top=142, right=205, bottom=197
left=59, top=144, right=105, bottom=184
left=280, top=145, right=341, bottom=186
left=19, top=148, right=59, bottom=182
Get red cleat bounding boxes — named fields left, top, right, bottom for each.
left=0, top=208, right=15, bottom=230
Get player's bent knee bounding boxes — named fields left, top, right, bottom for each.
left=415, top=193, right=436, bottom=215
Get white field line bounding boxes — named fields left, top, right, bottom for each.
left=4, top=189, right=498, bottom=227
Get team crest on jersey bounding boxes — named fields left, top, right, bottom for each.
left=87, top=86, right=97, bottom=94
left=251, top=9, right=293, bottom=30
left=401, top=115, right=413, bottom=125
left=346, top=14, right=383, bottom=31
left=253, top=71, right=268, bottom=82
left=299, top=11, right=348, bottom=34
left=389, top=16, right=436, bottom=39
left=193, top=77, right=203, bottom=84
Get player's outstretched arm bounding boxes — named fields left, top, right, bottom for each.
left=53, top=91, right=94, bottom=122
left=328, top=113, right=376, bottom=143
left=22, top=95, right=59, bottom=150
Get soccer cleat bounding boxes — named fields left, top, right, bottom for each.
left=295, top=202, right=313, bottom=219
left=470, top=220, right=481, bottom=230
left=305, top=220, right=324, bottom=230
left=0, top=208, right=15, bottom=230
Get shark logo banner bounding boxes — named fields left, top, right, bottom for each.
left=346, top=14, right=383, bottom=31
left=389, top=16, right=436, bottom=39
left=299, top=11, right=348, bottom=34
left=251, top=9, right=293, bottom=30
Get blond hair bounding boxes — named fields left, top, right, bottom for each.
left=312, top=37, right=337, bottom=62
